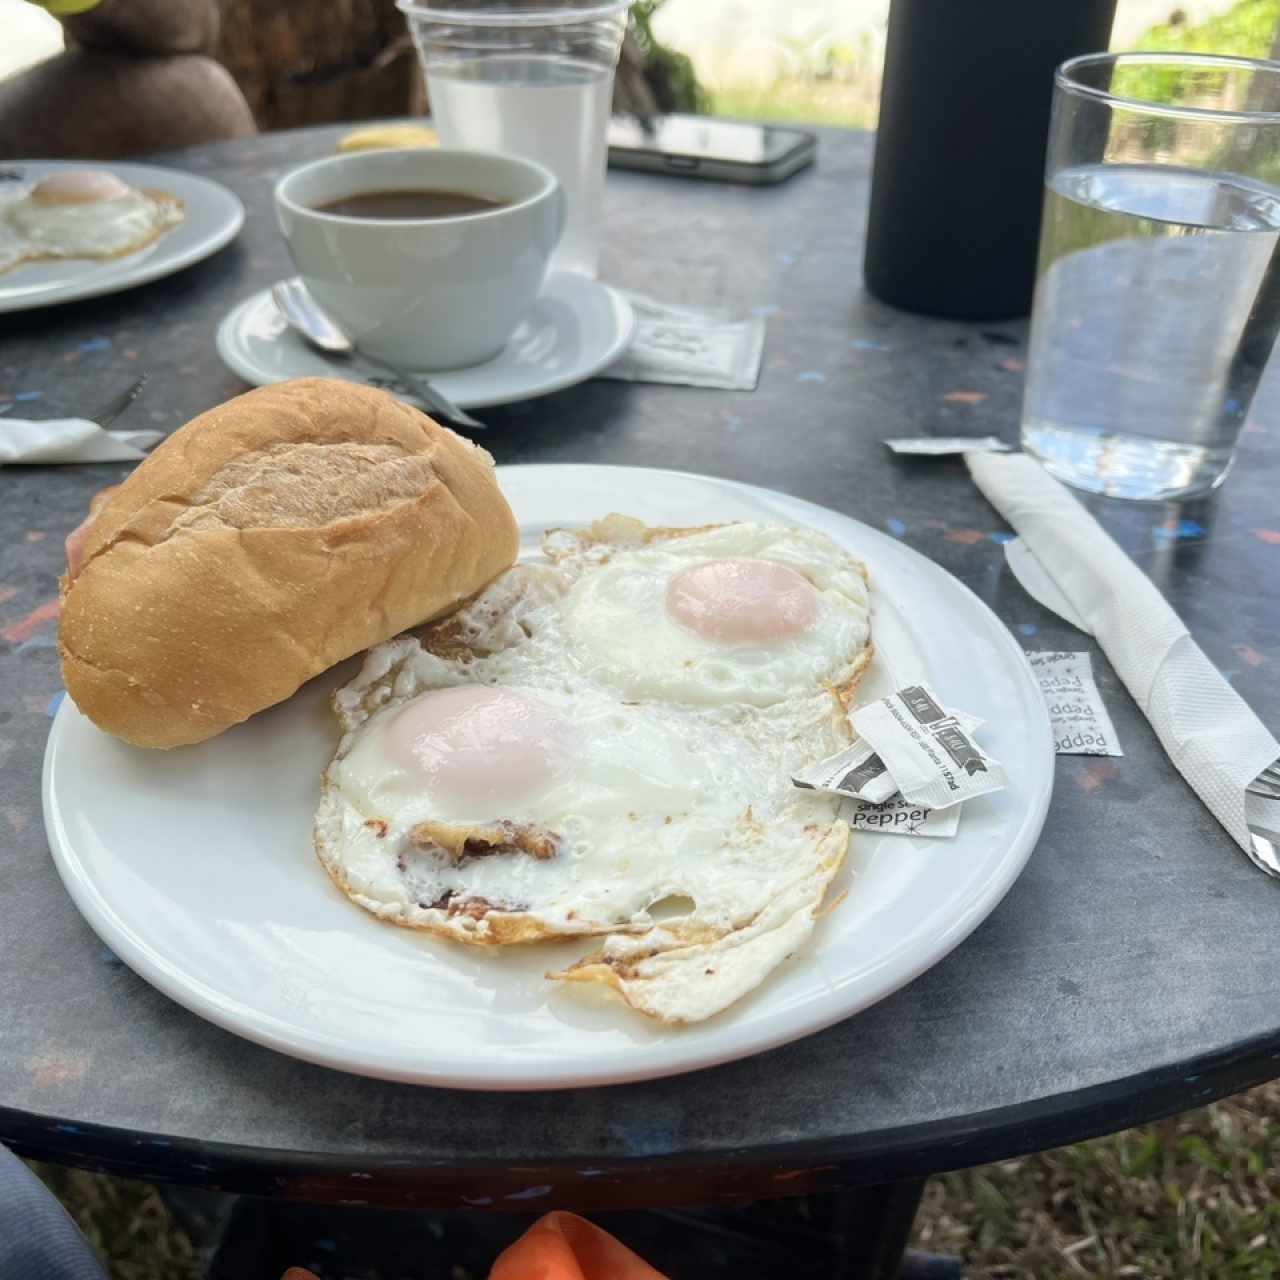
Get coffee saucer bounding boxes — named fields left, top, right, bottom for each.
left=215, top=272, right=635, bottom=409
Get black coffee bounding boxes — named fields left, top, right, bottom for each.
left=314, top=189, right=507, bottom=220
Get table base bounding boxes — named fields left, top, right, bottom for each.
left=159, top=1179, right=958, bottom=1279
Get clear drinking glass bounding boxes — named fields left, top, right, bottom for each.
left=399, top=0, right=629, bottom=279
left=1022, top=52, right=1280, bottom=500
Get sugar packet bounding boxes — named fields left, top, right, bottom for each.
left=792, top=734, right=898, bottom=804
left=1028, top=651, right=1123, bottom=757
left=793, top=709, right=984, bottom=805
left=850, top=685, right=1007, bottom=811
left=601, top=291, right=766, bottom=390
left=884, top=436, right=1010, bottom=456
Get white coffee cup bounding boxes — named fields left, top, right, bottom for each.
left=274, top=148, right=565, bottom=370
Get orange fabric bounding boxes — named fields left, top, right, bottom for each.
left=281, top=1270, right=320, bottom=1280
left=490, top=1211, right=667, bottom=1280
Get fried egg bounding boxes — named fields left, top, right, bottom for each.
left=315, top=518, right=873, bottom=1023
left=0, top=169, right=184, bottom=275
left=545, top=517, right=872, bottom=707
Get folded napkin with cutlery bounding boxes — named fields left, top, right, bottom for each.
left=0, top=417, right=161, bottom=465
left=968, top=451, right=1280, bottom=874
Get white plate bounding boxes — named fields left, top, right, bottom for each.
left=44, top=465, right=1053, bottom=1090
left=215, top=273, right=636, bottom=409
left=0, top=161, right=244, bottom=313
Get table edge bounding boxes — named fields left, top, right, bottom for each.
left=4, top=1027, right=1276, bottom=1207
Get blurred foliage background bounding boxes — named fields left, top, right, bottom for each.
left=6, top=0, right=1280, bottom=129
left=1137, top=0, right=1280, bottom=58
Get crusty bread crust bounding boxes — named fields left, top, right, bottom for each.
left=58, top=378, right=518, bottom=748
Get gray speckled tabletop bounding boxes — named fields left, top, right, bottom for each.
left=1, top=124, right=1278, bottom=1210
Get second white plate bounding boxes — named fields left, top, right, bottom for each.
left=44, top=465, right=1053, bottom=1090
left=216, top=272, right=636, bottom=409
left=0, top=160, right=244, bottom=313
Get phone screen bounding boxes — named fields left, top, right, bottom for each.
left=607, top=116, right=797, bottom=164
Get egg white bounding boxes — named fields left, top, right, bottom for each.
left=315, top=519, right=872, bottom=1023
left=548, top=519, right=871, bottom=707
left=0, top=180, right=183, bottom=274
left=0, top=220, right=28, bottom=275
left=328, top=662, right=844, bottom=924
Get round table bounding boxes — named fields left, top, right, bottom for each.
left=1, top=126, right=1277, bottom=1235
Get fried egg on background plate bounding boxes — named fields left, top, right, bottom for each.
left=0, top=169, right=184, bottom=276
left=314, top=517, right=873, bottom=1023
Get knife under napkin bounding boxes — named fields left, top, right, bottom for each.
left=967, top=451, right=1280, bottom=874
left=0, top=417, right=161, bottom=465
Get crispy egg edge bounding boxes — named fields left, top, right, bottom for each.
left=0, top=187, right=185, bottom=277
left=312, top=517, right=873, bottom=1022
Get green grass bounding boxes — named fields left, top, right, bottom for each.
left=28, top=1080, right=1280, bottom=1278
left=31, top=1162, right=202, bottom=1280
left=705, top=0, right=1280, bottom=133
left=711, top=79, right=877, bottom=128
left=915, top=1080, right=1280, bottom=1279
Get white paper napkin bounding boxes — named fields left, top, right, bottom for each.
left=968, top=451, right=1280, bottom=865
left=0, top=417, right=161, bottom=465
left=1003, top=536, right=1091, bottom=633
left=600, top=291, right=766, bottom=390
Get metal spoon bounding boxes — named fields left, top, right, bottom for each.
left=271, top=278, right=485, bottom=431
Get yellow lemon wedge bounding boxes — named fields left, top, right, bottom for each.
left=337, top=124, right=440, bottom=153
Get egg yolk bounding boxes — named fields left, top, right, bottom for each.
left=31, top=170, right=130, bottom=206
left=387, top=686, right=569, bottom=810
left=665, top=557, right=819, bottom=644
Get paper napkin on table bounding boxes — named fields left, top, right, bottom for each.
left=968, top=451, right=1280, bottom=870
left=601, top=291, right=765, bottom=390
left=0, top=416, right=161, bottom=465
left=1002, top=535, right=1092, bottom=633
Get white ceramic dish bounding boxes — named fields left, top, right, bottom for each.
left=215, top=273, right=635, bottom=409
left=275, top=148, right=566, bottom=369
left=0, top=160, right=244, bottom=313
left=43, top=465, right=1054, bottom=1090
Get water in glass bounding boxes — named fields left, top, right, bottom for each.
left=428, top=54, right=613, bottom=278
left=1022, top=162, right=1280, bottom=499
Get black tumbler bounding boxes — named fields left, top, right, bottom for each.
left=864, top=0, right=1118, bottom=320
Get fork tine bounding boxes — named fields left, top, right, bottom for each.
left=92, top=374, right=149, bottom=430
left=1259, top=763, right=1280, bottom=783
left=1247, top=779, right=1280, bottom=801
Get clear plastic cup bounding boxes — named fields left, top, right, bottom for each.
left=399, top=0, right=629, bottom=279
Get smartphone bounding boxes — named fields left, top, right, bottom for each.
left=607, top=115, right=817, bottom=185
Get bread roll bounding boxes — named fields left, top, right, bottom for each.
left=59, top=378, right=518, bottom=748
